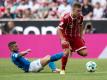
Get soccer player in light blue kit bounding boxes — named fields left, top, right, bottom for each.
left=8, top=41, right=65, bottom=72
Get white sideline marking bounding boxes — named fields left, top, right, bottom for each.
left=98, top=46, right=107, bottom=59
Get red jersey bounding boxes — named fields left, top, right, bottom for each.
left=58, top=13, right=83, bottom=38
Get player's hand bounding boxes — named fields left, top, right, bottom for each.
left=26, top=49, right=31, bottom=53
left=20, top=49, right=31, bottom=56
left=61, top=39, right=69, bottom=49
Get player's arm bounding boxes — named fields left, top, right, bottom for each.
left=57, top=27, right=65, bottom=40
left=57, top=28, right=69, bottom=48
left=57, top=19, right=69, bottom=49
left=57, top=17, right=67, bottom=40
left=19, top=49, right=31, bottom=56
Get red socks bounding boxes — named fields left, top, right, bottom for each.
left=61, top=55, right=68, bottom=70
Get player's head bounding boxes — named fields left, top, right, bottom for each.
left=72, top=3, right=82, bottom=17
left=8, top=41, right=19, bottom=52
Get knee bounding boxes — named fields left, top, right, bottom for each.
left=64, top=49, right=71, bottom=56
left=82, top=53, right=87, bottom=57
left=77, top=50, right=88, bottom=57
left=45, top=55, right=51, bottom=61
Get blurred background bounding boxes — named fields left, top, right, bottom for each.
left=0, top=0, right=107, bottom=59
left=0, top=0, right=107, bottom=20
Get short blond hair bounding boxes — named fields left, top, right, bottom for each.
left=72, top=2, right=82, bottom=8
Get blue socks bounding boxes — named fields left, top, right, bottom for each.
left=48, top=62, right=57, bottom=71
left=50, top=52, right=64, bottom=62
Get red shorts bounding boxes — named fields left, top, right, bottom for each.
left=67, top=37, right=86, bottom=52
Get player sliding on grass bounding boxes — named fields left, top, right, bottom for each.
left=8, top=41, right=65, bottom=73
left=57, top=3, right=88, bottom=75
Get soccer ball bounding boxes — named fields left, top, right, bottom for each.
left=86, top=61, right=97, bottom=72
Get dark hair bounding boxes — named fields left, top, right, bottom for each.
left=72, top=2, right=81, bottom=8
left=8, top=41, right=16, bottom=47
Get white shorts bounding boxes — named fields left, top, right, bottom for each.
left=29, top=59, right=43, bottom=72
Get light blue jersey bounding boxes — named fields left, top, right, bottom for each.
left=11, top=52, right=30, bottom=72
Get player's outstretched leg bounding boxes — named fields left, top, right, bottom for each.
left=77, top=49, right=87, bottom=57
left=40, top=52, right=64, bottom=67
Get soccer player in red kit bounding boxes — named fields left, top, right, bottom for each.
left=57, top=3, right=88, bottom=75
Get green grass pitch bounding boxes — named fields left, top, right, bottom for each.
left=0, top=59, right=107, bottom=80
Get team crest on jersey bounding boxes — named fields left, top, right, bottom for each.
left=78, top=19, right=81, bottom=24
left=78, top=17, right=83, bottom=24
left=78, top=20, right=80, bottom=23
